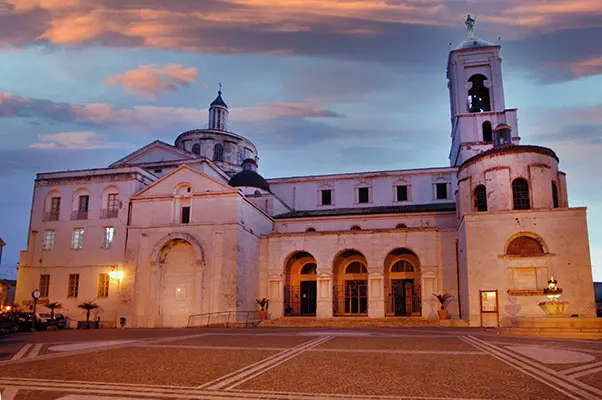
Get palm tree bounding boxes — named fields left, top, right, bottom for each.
left=78, top=301, right=99, bottom=322
left=433, top=293, right=453, bottom=310
left=45, top=302, right=62, bottom=320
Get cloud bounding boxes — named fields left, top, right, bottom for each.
left=106, top=64, right=197, bottom=99
left=0, top=92, right=340, bottom=131
left=1, top=0, right=600, bottom=81
left=29, top=131, right=134, bottom=150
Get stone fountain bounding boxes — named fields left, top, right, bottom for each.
left=538, top=276, right=569, bottom=317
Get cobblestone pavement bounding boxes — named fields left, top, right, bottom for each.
left=0, top=327, right=601, bottom=399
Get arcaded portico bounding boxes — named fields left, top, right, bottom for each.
left=263, top=227, right=457, bottom=321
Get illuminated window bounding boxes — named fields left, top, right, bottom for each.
left=102, top=227, right=114, bottom=249
left=68, top=274, right=79, bottom=298
left=39, top=274, right=50, bottom=298
left=72, top=228, right=84, bottom=249
left=97, top=273, right=109, bottom=298
left=43, top=230, right=55, bottom=250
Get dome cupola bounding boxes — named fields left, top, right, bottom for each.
left=493, top=123, right=513, bottom=147
left=228, top=158, right=270, bottom=192
left=208, top=84, right=229, bottom=131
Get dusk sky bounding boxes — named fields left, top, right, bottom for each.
left=0, top=0, right=601, bottom=280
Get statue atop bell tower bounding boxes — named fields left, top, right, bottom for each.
left=447, top=16, right=520, bottom=166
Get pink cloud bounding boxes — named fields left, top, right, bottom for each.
left=29, top=131, right=133, bottom=150
left=106, top=64, right=198, bottom=99
left=570, top=56, right=602, bottom=78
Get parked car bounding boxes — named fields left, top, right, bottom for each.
left=0, top=314, right=17, bottom=333
left=55, top=313, right=67, bottom=329
left=43, top=313, right=67, bottom=329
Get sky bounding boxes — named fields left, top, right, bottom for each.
left=0, top=0, right=601, bottom=281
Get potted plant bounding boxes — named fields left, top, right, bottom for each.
left=77, top=301, right=100, bottom=329
left=434, top=293, right=453, bottom=320
left=256, top=298, right=269, bottom=320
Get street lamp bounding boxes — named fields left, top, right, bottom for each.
left=31, top=288, right=40, bottom=332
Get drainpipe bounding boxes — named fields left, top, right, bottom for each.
left=455, top=239, right=462, bottom=319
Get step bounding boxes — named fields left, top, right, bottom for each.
left=498, top=327, right=602, bottom=340
left=260, top=317, right=469, bottom=328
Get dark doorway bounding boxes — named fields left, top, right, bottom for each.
left=392, top=279, right=414, bottom=316
left=300, top=281, right=317, bottom=315
left=344, top=280, right=368, bottom=314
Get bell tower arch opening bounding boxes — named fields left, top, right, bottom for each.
left=468, top=74, right=491, bottom=113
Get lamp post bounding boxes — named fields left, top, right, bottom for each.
left=31, top=288, right=40, bottom=332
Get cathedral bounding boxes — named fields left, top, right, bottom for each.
left=15, top=21, right=597, bottom=328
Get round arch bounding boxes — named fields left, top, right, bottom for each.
left=504, top=232, right=548, bottom=256
left=150, top=232, right=205, bottom=266
left=384, top=248, right=421, bottom=317
left=283, top=250, right=318, bottom=316
left=332, top=249, right=368, bottom=316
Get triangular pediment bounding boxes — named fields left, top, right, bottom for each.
left=110, top=140, right=196, bottom=167
left=134, top=165, right=236, bottom=198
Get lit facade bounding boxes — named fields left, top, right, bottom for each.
left=15, top=24, right=597, bottom=327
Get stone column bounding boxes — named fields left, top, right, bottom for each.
left=268, top=272, right=284, bottom=319
left=368, top=270, right=385, bottom=318
left=316, top=270, right=333, bottom=318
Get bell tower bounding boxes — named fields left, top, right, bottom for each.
left=448, top=15, right=520, bottom=166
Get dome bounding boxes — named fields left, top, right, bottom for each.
left=455, top=36, right=497, bottom=51
left=210, top=91, right=228, bottom=108
left=494, top=122, right=512, bottom=131
left=228, top=170, right=270, bottom=192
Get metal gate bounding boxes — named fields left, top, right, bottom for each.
left=334, top=280, right=368, bottom=315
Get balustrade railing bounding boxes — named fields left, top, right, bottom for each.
left=43, top=211, right=60, bottom=221
left=71, top=210, right=88, bottom=220
left=100, top=208, right=119, bottom=219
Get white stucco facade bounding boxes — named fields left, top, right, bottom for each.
left=14, top=26, right=596, bottom=327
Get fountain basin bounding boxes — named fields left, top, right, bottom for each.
left=538, top=301, right=569, bottom=317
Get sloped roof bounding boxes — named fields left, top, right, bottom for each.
left=274, top=203, right=456, bottom=219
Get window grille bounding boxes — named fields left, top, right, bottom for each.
left=72, top=228, right=84, bottom=249
left=39, top=274, right=50, bottom=298
left=512, top=178, right=530, bottom=210
left=43, top=230, right=55, bottom=250
left=102, top=227, right=114, bottom=249
left=474, top=185, right=488, bottom=211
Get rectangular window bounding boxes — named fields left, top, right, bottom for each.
left=107, top=194, right=118, bottom=210
left=72, top=228, right=84, bottom=249
left=515, top=268, right=538, bottom=290
left=68, top=274, right=79, bottom=298
left=358, top=187, right=370, bottom=204
left=78, top=195, right=89, bottom=212
left=435, top=183, right=448, bottom=200
left=39, top=274, right=50, bottom=298
left=97, top=273, right=109, bottom=298
left=102, top=227, right=114, bottom=249
left=181, top=206, right=190, bottom=224
left=49, top=196, right=61, bottom=220
left=43, top=230, right=55, bottom=250
left=321, top=189, right=332, bottom=205
left=396, top=185, right=408, bottom=202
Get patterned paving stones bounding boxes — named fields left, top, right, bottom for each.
left=0, top=327, right=600, bottom=399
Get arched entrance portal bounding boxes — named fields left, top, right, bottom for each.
left=158, top=239, right=197, bottom=327
left=384, top=248, right=421, bottom=316
left=333, top=249, right=368, bottom=316
left=284, top=251, right=317, bottom=316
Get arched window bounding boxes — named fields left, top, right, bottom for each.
left=350, top=225, right=361, bottom=231
left=468, top=74, right=491, bottom=113
left=213, top=143, right=224, bottom=162
left=482, top=121, right=493, bottom=142
left=305, top=227, right=316, bottom=232
left=395, top=223, right=407, bottom=229
left=474, top=185, right=487, bottom=212
left=512, top=178, right=530, bottom=210
left=300, top=263, right=317, bottom=275
left=552, top=181, right=559, bottom=208
left=191, top=143, right=201, bottom=155
left=507, top=236, right=545, bottom=256
left=346, top=262, right=367, bottom=274
left=391, top=260, right=414, bottom=272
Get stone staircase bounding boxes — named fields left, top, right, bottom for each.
left=259, top=317, right=470, bottom=328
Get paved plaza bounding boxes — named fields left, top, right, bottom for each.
left=0, top=327, right=601, bottom=399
